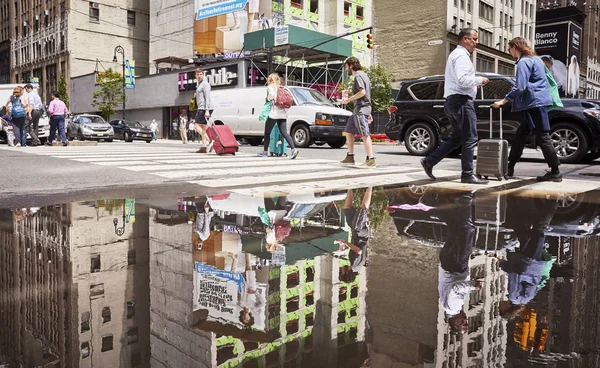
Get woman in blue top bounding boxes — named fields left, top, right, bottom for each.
left=493, top=37, right=562, bottom=182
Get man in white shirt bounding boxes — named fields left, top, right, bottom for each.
left=421, top=28, right=489, bottom=184
left=24, top=84, right=44, bottom=146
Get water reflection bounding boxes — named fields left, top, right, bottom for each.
left=0, top=184, right=598, bottom=367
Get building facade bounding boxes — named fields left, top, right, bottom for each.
left=374, top=0, right=531, bottom=83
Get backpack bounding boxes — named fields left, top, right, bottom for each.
left=275, top=87, right=293, bottom=109
left=11, top=96, right=25, bottom=118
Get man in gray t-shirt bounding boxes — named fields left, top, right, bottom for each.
left=194, top=67, right=214, bottom=153
left=340, top=57, right=375, bottom=168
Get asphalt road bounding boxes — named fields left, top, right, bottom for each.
left=0, top=140, right=598, bottom=208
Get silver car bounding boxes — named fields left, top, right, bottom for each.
left=67, top=114, right=114, bottom=142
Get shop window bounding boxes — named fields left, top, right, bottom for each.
left=101, top=335, right=113, bottom=352
left=102, top=307, right=111, bottom=323
left=80, top=312, right=90, bottom=332
left=309, top=0, right=317, bottom=13
left=356, top=6, right=364, bottom=20
left=127, top=300, right=135, bottom=319
left=81, top=342, right=90, bottom=358
left=344, top=2, right=351, bottom=16
left=291, top=0, right=302, bottom=9
left=90, top=253, right=101, bottom=273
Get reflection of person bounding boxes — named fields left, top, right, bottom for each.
left=193, top=202, right=214, bottom=251
left=259, top=193, right=292, bottom=252
left=239, top=306, right=254, bottom=327
left=493, top=37, right=562, bottom=182
left=567, top=55, right=580, bottom=97
left=436, top=191, right=481, bottom=334
left=498, top=195, right=558, bottom=320
left=335, top=187, right=372, bottom=283
left=237, top=269, right=264, bottom=328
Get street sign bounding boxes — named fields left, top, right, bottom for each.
left=428, top=40, right=443, bottom=46
left=125, top=59, right=135, bottom=90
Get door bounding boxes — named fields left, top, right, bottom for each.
left=110, top=120, right=123, bottom=139
left=404, top=81, right=449, bottom=143
left=477, top=78, right=521, bottom=142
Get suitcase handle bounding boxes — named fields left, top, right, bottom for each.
left=488, top=106, right=503, bottom=140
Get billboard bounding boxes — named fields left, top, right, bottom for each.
left=535, top=21, right=583, bottom=97
left=194, top=0, right=274, bottom=55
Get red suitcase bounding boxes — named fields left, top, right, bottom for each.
left=207, top=121, right=238, bottom=155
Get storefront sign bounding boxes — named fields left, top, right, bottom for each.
left=274, top=25, right=289, bottom=46
left=178, top=65, right=239, bottom=92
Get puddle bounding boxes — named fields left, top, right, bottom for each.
left=0, top=184, right=599, bottom=367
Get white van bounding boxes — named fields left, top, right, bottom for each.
left=210, top=86, right=352, bottom=148
left=0, top=84, right=51, bottom=143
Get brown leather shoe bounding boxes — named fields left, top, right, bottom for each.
left=196, top=147, right=207, bottom=153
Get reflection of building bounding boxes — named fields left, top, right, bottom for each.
left=0, top=201, right=150, bottom=367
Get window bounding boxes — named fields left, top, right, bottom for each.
left=478, top=28, right=493, bottom=47
left=343, top=2, right=350, bottom=16
left=524, top=0, right=528, bottom=16
left=127, top=300, right=136, bottom=319
left=498, top=61, right=515, bottom=76
left=128, top=249, right=136, bottom=265
left=408, top=82, right=441, bottom=100
left=90, top=283, right=104, bottom=297
left=483, top=78, right=513, bottom=99
left=91, top=254, right=101, bottom=273
left=356, top=6, right=363, bottom=20
left=127, top=10, right=135, bottom=25
left=81, top=312, right=90, bottom=332
left=499, top=11, right=503, bottom=27
left=81, top=342, right=90, bottom=358
left=479, top=2, right=493, bottom=22
left=89, top=2, right=99, bottom=22
left=467, top=0, right=472, bottom=12
left=504, top=14, right=508, bottom=30
left=509, top=16, right=513, bottom=31
left=309, top=0, right=317, bottom=13
left=291, top=0, right=302, bottom=9
left=101, top=335, right=114, bottom=352
left=476, top=53, right=495, bottom=73
left=102, top=307, right=111, bottom=323
left=127, top=327, right=139, bottom=344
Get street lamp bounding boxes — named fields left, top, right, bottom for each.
left=113, top=200, right=126, bottom=236
left=113, top=45, right=126, bottom=119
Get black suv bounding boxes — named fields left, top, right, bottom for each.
left=385, top=74, right=600, bottom=163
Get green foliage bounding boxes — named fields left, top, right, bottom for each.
left=58, top=74, right=69, bottom=108
left=340, top=64, right=395, bottom=113
left=91, top=68, right=126, bottom=120
left=335, top=187, right=389, bottom=230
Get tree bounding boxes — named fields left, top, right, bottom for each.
left=91, top=68, right=125, bottom=120
left=58, top=74, right=69, bottom=108
left=340, top=64, right=395, bottom=113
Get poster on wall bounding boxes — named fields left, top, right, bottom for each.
left=535, top=21, right=583, bottom=97
left=193, top=262, right=268, bottom=331
left=194, top=0, right=274, bottom=56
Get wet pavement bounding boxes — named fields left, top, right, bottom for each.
left=1, top=181, right=599, bottom=368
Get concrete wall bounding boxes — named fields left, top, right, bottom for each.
left=69, top=0, right=150, bottom=77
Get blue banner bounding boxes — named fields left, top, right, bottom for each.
left=194, top=262, right=246, bottom=292
left=195, top=0, right=248, bottom=21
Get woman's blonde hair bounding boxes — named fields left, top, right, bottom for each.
left=12, top=86, right=22, bottom=95
left=508, top=37, right=536, bottom=56
left=267, top=73, right=281, bottom=86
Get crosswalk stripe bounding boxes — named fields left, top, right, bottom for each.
left=92, top=156, right=302, bottom=166
left=153, top=163, right=339, bottom=179
left=114, top=159, right=334, bottom=172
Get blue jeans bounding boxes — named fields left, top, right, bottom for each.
left=49, top=115, right=67, bottom=143
left=152, top=131, right=157, bottom=140
left=425, top=95, right=478, bottom=176
left=11, top=116, right=27, bottom=146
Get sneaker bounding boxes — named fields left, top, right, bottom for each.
left=340, top=154, right=355, bottom=165
left=360, top=158, right=376, bottom=168
left=16, top=143, right=21, bottom=147
left=290, top=149, right=299, bottom=159
left=62, top=141, right=68, bottom=146
left=257, top=151, right=269, bottom=157
left=45, top=142, right=53, bottom=147
left=207, top=140, right=214, bottom=152
left=537, top=171, right=562, bottom=182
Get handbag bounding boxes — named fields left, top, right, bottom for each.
left=545, top=66, right=563, bottom=111
left=259, top=101, right=272, bottom=121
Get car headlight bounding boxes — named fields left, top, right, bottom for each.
left=315, top=113, right=333, bottom=125
left=583, top=109, right=600, bottom=120
left=107, top=127, right=114, bottom=134
left=81, top=125, right=93, bottom=132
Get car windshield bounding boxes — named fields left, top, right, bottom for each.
left=79, top=116, right=105, bottom=124
left=125, top=121, right=144, bottom=128
left=290, top=88, right=333, bottom=106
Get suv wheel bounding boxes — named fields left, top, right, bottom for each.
left=291, top=124, right=311, bottom=148
left=550, top=123, right=589, bottom=164
left=404, top=122, right=438, bottom=156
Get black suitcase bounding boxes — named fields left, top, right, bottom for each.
left=476, top=107, right=509, bottom=181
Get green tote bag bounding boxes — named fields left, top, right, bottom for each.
left=259, top=101, right=272, bottom=121
left=545, top=66, right=563, bottom=111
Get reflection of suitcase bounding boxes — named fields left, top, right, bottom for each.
left=269, top=124, right=288, bottom=156
left=476, top=107, right=509, bottom=180
left=206, top=119, right=238, bottom=155
left=474, top=192, right=507, bottom=255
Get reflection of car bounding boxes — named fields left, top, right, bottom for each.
left=385, top=74, right=600, bottom=163
left=67, top=114, right=114, bottom=141
left=109, top=119, right=153, bottom=143
left=210, top=86, right=351, bottom=149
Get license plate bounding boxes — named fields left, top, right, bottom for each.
left=143, top=134, right=149, bottom=137
left=97, top=133, right=104, bottom=136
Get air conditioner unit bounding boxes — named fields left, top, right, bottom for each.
left=92, top=3, right=99, bottom=9
left=44, top=9, right=49, bottom=15
left=23, top=21, right=27, bottom=26
left=35, top=15, right=39, bottom=20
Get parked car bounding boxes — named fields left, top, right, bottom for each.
left=210, top=86, right=351, bottom=148
left=67, top=114, right=114, bottom=142
left=109, top=119, right=153, bottom=143
left=385, top=74, right=600, bottom=163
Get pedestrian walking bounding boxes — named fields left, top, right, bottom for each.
left=179, top=113, right=188, bottom=144
left=24, top=84, right=43, bottom=146
left=257, top=73, right=299, bottom=159
left=45, top=91, right=69, bottom=146
left=5, top=86, right=29, bottom=147
left=1, top=108, right=15, bottom=147
left=150, top=119, right=159, bottom=141
left=188, top=119, right=196, bottom=142
left=493, top=37, right=562, bottom=182
left=193, top=67, right=214, bottom=153
left=420, top=28, right=489, bottom=184
left=340, top=57, right=375, bottom=168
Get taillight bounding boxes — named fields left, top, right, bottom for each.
left=388, top=106, right=398, bottom=114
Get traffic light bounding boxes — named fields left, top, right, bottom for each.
left=366, top=33, right=374, bottom=49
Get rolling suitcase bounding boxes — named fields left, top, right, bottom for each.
left=269, top=124, right=288, bottom=156
left=476, top=107, right=509, bottom=181
left=206, top=119, right=238, bottom=155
